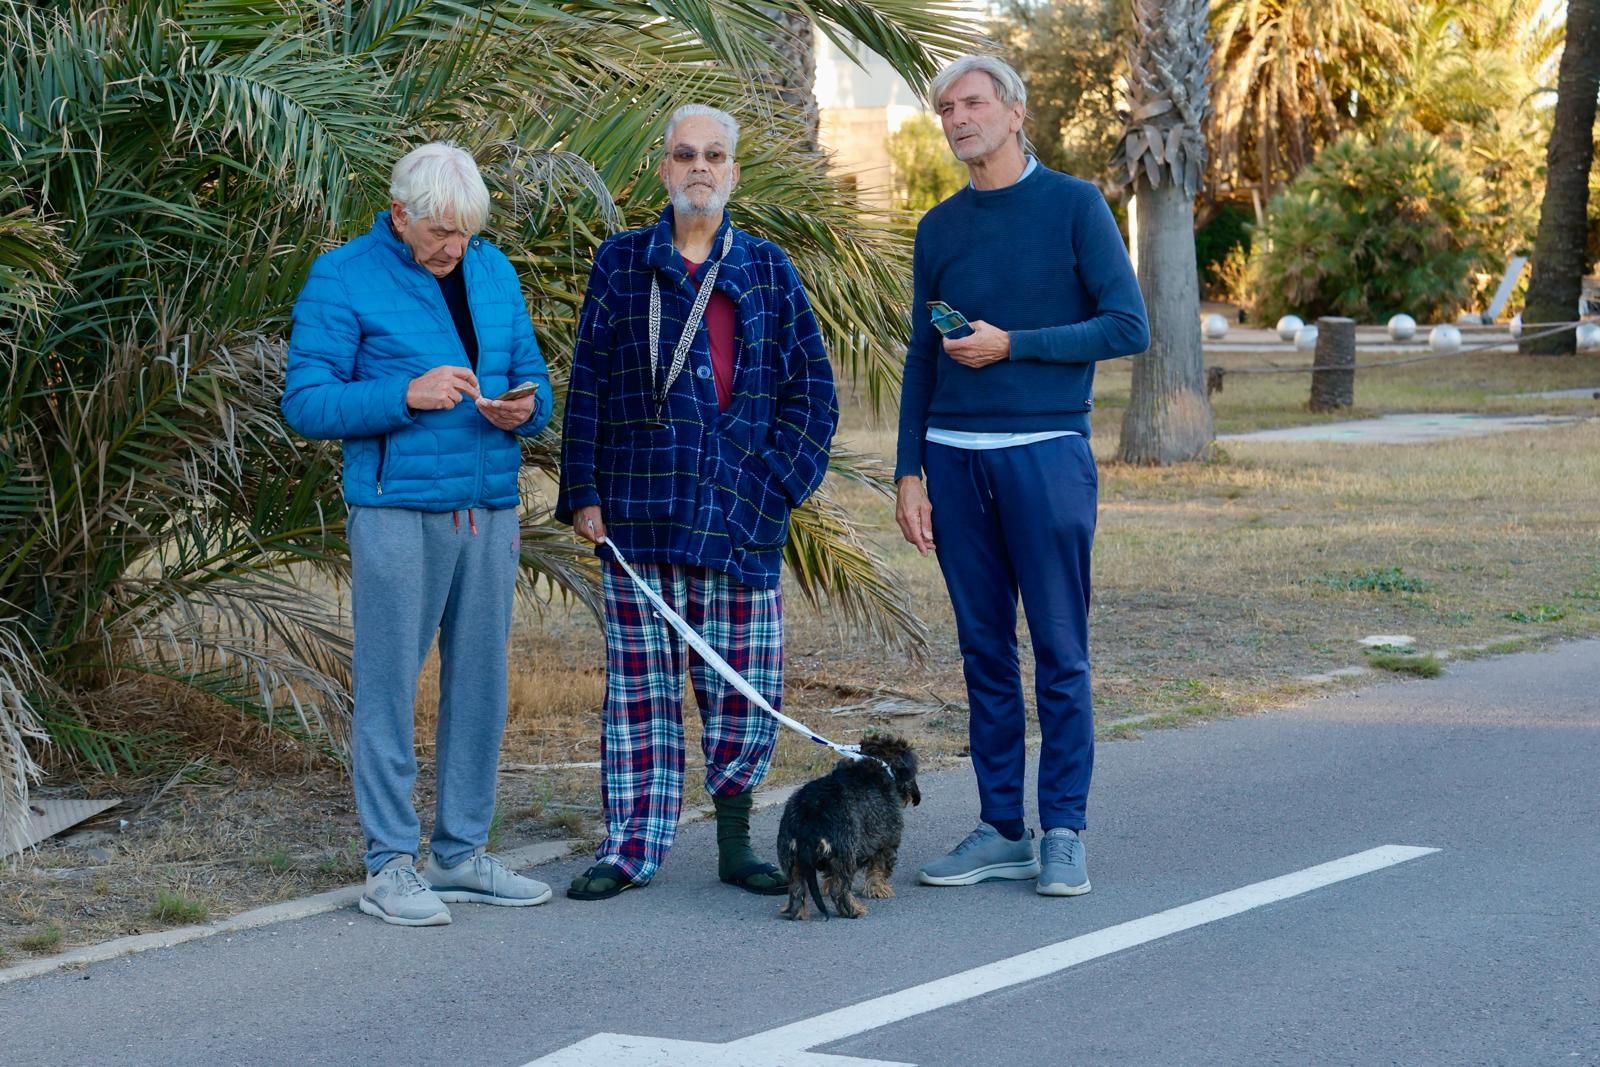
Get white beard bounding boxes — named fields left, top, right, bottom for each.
left=670, top=178, right=731, bottom=219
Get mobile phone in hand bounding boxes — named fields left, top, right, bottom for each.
left=494, top=381, right=539, bottom=402
left=927, top=300, right=974, bottom=340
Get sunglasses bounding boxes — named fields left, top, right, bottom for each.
left=927, top=300, right=973, bottom=339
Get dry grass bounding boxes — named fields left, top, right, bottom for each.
left=6, top=347, right=1600, bottom=960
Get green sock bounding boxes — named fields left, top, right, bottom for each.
left=713, top=790, right=762, bottom=878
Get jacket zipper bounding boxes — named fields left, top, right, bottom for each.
left=464, top=245, right=487, bottom=506
left=376, top=436, right=387, bottom=495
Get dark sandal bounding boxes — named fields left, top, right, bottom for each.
left=720, top=861, right=789, bottom=896
left=567, top=863, right=639, bottom=901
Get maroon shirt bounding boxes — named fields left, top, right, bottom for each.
left=684, top=257, right=736, bottom=411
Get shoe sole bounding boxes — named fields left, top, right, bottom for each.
left=917, top=859, right=1041, bottom=887
left=1037, top=878, right=1092, bottom=897
left=358, top=895, right=452, bottom=926
left=432, top=886, right=553, bottom=906
left=566, top=881, right=637, bottom=901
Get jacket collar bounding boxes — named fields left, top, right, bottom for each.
left=643, top=205, right=750, bottom=298
left=372, top=210, right=418, bottom=266
left=371, top=210, right=484, bottom=273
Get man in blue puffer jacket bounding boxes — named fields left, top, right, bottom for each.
left=557, top=105, right=838, bottom=901
left=283, top=142, right=554, bottom=927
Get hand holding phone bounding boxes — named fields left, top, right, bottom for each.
left=494, top=381, right=539, bottom=402
left=927, top=300, right=975, bottom=340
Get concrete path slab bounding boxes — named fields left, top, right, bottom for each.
left=1220, top=412, right=1586, bottom=444
left=1508, top=386, right=1600, bottom=400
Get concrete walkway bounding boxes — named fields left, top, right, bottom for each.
left=1221, top=412, right=1588, bottom=444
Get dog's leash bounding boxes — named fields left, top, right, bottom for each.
left=602, top=539, right=888, bottom=776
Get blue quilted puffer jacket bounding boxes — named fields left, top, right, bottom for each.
left=282, top=212, right=552, bottom=511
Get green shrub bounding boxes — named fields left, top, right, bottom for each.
left=1252, top=132, right=1482, bottom=324
left=1196, top=202, right=1253, bottom=296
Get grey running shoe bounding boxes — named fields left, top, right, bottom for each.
left=429, top=849, right=553, bottom=906
left=1037, top=828, right=1091, bottom=897
left=917, top=824, right=1040, bottom=886
left=359, top=858, right=452, bottom=926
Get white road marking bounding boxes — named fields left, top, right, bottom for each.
left=524, top=844, right=1439, bottom=1066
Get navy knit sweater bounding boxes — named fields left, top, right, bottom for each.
left=894, top=164, right=1149, bottom=481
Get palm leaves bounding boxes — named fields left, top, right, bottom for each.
left=2, top=0, right=951, bottom=848
left=1210, top=0, right=1406, bottom=196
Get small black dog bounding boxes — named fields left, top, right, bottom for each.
left=776, top=734, right=920, bottom=920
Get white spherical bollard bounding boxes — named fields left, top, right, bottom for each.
left=1429, top=324, right=1462, bottom=353
left=1276, top=315, right=1304, bottom=342
left=1387, top=313, right=1416, bottom=342
left=1509, top=313, right=1522, bottom=339
left=1577, top=323, right=1600, bottom=352
left=1294, top=325, right=1319, bottom=351
left=1203, top=313, right=1229, bottom=340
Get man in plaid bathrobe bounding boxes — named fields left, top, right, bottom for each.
left=557, top=104, right=838, bottom=901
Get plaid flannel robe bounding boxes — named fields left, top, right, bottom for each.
left=558, top=207, right=838, bottom=590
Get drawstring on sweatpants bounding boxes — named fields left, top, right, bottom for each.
left=450, top=509, right=479, bottom=536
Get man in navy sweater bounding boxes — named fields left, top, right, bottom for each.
left=895, top=55, right=1149, bottom=898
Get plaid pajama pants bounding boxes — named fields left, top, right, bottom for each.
left=595, top=560, right=783, bottom=884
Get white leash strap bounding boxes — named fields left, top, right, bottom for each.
left=602, top=539, right=868, bottom=766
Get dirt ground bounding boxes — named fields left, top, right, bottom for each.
left=6, top=347, right=1600, bottom=963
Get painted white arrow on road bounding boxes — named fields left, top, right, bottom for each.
left=524, top=845, right=1439, bottom=1067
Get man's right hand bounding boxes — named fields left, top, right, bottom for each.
left=573, top=505, right=607, bottom=545
left=406, top=366, right=480, bottom=411
left=895, top=476, right=935, bottom=555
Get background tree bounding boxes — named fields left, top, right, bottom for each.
left=988, top=0, right=1129, bottom=184
left=1209, top=0, right=1404, bottom=202
left=1522, top=0, right=1600, bottom=355
left=0, top=0, right=962, bottom=851
left=1249, top=132, right=1484, bottom=324
left=1110, top=0, right=1214, bottom=465
left=885, top=114, right=969, bottom=212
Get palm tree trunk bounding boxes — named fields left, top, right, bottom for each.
left=756, top=11, right=819, bottom=153
left=1120, top=179, right=1214, bottom=463
left=1110, top=0, right=1214, bottom=463
left=1521, top=0, right=1600, bottom=356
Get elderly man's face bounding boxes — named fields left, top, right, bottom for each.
left=938, top=70, right=1023, bottom=165
left=659, top=115, right=739, bottom=219
left=391, top=202, right=471, bottom=278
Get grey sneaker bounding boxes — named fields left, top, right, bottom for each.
left=917, top=824, right=1040, bottom=886
left=359, top=858, right=452, bottom=926
left=428, top=849, right=553, bottom=907
left=1037, top=828, right=1091, bottom=897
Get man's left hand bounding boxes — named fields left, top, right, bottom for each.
left=476, top=394, right=536, bottom=431
left=942, top=320, right=1010, bottom=368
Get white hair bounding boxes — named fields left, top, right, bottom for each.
left=663, top=104, right=740, bottom=159
left=389, top=141, right=491, bottom=233
left=929, top=55, right=1033, bottom=155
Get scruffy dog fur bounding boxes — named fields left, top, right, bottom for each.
left=776, top=734, right=920, bottom=920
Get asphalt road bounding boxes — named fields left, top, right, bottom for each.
left=4, top=640, right=1597, bottom=1066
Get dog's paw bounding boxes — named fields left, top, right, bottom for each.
left=836, top=895, right=868, bottom=918
left=863, top=879, right=894, bottom=900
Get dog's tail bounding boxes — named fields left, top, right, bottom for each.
left=802, top=838, right=832, bottom=920
left=805, top=864, right=829, bottom=921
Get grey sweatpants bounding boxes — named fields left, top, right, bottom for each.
left=348, top=505, right=520, bottom=875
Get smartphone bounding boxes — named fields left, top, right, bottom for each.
left=927, top=300, right=974, bottom=340
left=494, top=381, right=539, bottom=402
